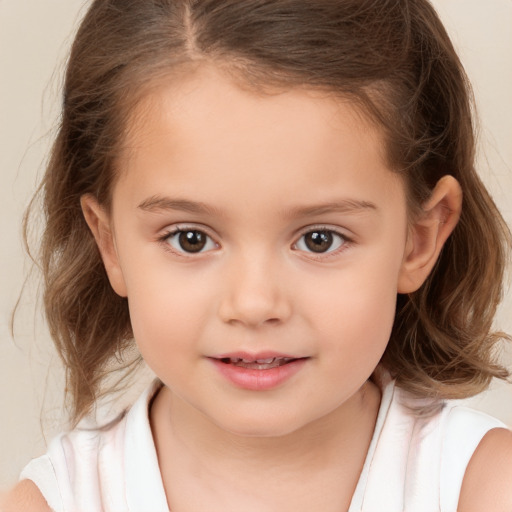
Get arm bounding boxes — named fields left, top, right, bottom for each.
left=0, top=480, right=51, bottom=512
left=458, top=428, right=512, bottom=511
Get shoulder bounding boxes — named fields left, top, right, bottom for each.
left=0, top=480, right=51, bottom=512
left=458, top=427, right=512, bottom=511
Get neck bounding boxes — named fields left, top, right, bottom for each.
left=150, top=380, right=381, bottom=511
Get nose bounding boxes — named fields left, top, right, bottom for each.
left=218, top=251, right=292, bottom=328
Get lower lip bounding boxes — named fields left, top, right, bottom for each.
left=210, top=358, right=308, bottom=391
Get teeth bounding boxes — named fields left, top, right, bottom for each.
left=219, top=356, right=299, bottom=367
left=237, top=357, right=282, bottom=364
left=256, top=358, right=275, bottom=364
left=237, top=357, right=277, bottom=364
left=223, top=357, right=296, bottom=368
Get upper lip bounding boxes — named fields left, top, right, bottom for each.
left=210, top=351, right=304, bottom=363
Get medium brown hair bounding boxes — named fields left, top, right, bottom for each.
left=32, top=0, right=510, bottom=424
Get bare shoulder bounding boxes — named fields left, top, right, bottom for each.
left=0, top=480, right=51, bottom=512
left=458, top=427, right=512, bottom=512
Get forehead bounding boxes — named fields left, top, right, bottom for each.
left=121, top=65, right=385, bottom=160
left=113, top=65, right=404, bottom=217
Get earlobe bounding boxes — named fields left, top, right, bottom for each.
left=398, top=175, right=462, bottom=294
left=80, top=194, right=128, bottom=297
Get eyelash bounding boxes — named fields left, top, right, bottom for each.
left=157, top=225, right=352, bottom=258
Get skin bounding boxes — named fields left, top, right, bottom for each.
left=4, top=65, right=511, bottom=511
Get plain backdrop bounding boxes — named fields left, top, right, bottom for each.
left=1, top=0, right=511, bottom=489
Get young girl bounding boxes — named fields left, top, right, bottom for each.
left=4, top=0, right=512, bottom=510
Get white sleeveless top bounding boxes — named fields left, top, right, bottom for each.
left=20, top=376, right=506, bottom=512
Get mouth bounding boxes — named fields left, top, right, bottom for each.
left=209, top=353, right=308, bottom=390
left=217, top=356, right=299, bottom=370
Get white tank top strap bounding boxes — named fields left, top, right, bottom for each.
left=19, top=453, right=64, bottom=512
left=20, top=423, right=122, bottom=512
left=124, top=380, right=169, bottom=511
left=349, top=372, right=399, bottom=511
left=19, top=379, right=168, bottom=512
left=439, top=404, right=506, bottom=511
left=350, top=374, right=507, bottom=512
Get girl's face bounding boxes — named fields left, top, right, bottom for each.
left=96, top=66, right=415, bottom=437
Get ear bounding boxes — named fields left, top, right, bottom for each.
left=398, top=175, right=462, bottom=294
left=81, top=194, right=128, bottom=297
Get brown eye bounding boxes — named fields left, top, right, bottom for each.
left=179, top=231, right=206, bottom=252
left=304, top=231, right=333, bottom=252
left=295, top=230, right=345, bottom=254
left=166, top=229, right=216, bottom=254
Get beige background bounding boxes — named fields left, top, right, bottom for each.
left=1, top=0, right=511, bottom=490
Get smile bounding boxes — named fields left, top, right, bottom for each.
left=209, top=353, right=308, bottom=391
left=218, top=356, right=297, bottom=370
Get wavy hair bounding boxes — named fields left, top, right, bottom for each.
left=30, top=0, right=510, bottom=424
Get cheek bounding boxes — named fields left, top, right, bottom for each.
left=309, top=249, right=402, bottom=360
left=120, top=258, right=217, bottom=361
left=318, top=285, right=396, bottom=354
left=312, top=286, right=397, bottom=403
left=127, top=289, right=202, bottom=381
left=127, top=280, right=196, bottom=336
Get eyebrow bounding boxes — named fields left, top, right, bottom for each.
left=138, top=195, right=378, bottom=218
left=283, top=199, right=378, bottom=218
left=137, top=196, right=222, bottom=217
